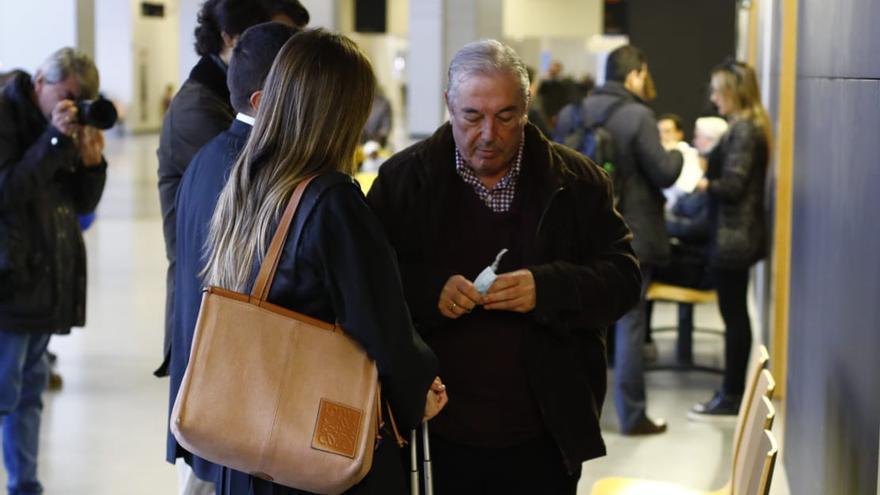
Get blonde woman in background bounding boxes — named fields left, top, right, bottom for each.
left=199, top=29, right=446, bottom=494
left=690, top=60, right=770, bottom=420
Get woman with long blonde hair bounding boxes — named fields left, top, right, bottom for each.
left=200, top=29, right=445, bottom=494
left=691, top=59, right=770, bottom=420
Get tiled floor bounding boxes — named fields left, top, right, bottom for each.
left=1, top=133, right=789, bottom=494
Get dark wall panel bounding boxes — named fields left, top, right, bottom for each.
left=798, top=0, right=880, bottom=79
left=626, top=0, right=736, bottom=140
left=786, top=76, right=880, bottom=495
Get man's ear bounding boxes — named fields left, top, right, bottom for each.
left=221, top=32, right=236, bottom=50
left=249, top=90, right=262, bottom=113
left=33, top=72, right=44, bottom=91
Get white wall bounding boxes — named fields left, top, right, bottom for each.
left=94, top=0, right=133, bottom=124
left=407, top=0, right=445, bottom=137
left=132, top=1, right=181, bottom=131
left=95, top=0, right=181, bottom=133
left=503, top=0, right=600, bottom=38
left=502, top=0, right=602, bottom=79
left=178, top=0, right=200, bottom=83
left=301, top=0, right=338, bottom=30
left=0, top=0, right=78, bottom=73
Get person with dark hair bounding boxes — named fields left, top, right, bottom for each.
left=555, top=44, right=683, bottom=436
left=0, top=47, right=107, bottom=495
left=362, top=83, right=393, bottom=147
left=367, top=40, right=641, bottom=493
left=657, top=113, right=684, bottom=146
left=167, top=21, right=299, bottom=494
left=155, top=0, right=309, bottom=383
left=658, top=113, right=703, bottom=209
left=269, top=0, right=310, bottom=27
left=690, top=60, right=770, bottom=420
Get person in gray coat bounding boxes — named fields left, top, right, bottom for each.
left=155, top=0, right=309, bottom=379
left=555, top=45, right=683, bottom=435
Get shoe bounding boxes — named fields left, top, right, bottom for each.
left=624, top=416, right=667, bottom=436
left=47, top=371, right=63, bottom=391
left=688, top=391, right=741, bottom=423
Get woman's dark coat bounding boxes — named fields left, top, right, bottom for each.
left=172, top=157, right=439, bottom=493
left=706, top=119, right=769, bottom=269
left=0, top=72, right=106, bottom=332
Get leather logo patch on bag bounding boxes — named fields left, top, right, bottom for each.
left=312, top=399, right=363, bottom=458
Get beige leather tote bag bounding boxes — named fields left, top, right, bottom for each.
left=171, top=177, right=380, bottom=494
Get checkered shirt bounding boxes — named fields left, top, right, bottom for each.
left=454, top=140, right=524, bottom=213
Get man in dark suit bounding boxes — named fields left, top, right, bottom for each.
left=555, top=45, right=683, bottom=435
left=165, top=22, right=298, bottom=494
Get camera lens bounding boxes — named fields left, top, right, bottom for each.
left=76, top=97, right=118, bottom=130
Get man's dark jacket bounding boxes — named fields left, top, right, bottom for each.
left=155, top=55, right=233, bottom=375
left=0, top=72, right=106, bottom=332
left=555, top=81, right=683, bottom=266
left=366, top=122, right=641, bottom=470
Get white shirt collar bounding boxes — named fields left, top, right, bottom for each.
left=236, top=113, right=255, bottom=126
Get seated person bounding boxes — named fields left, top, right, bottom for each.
left=649, top=116, right=728, bottom=364
left=657, top=113, right=703, bottom=210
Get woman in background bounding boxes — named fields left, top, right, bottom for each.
left=690, top=60, right=770, bottom=420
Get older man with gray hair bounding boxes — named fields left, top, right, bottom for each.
left=0, top=47, right=107, bottom=493
left=367, top=39, right=640, bottom=493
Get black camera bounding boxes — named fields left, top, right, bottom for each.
left=75, top=96, right=118, bottom=130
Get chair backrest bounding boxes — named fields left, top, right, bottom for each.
left=742, top=430, right=779, bottom=495
left=732, top=373, right=776, bottom=495
left=731, top=346, right=771, bottom=469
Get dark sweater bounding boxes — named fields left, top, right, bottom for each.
left=429, top=177, right=543, bottom=447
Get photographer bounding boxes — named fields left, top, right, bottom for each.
left=0, top=47, right=106, bottom=493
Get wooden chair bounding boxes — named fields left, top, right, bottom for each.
left=646, top=281, right=722, bottom=373
left=590, top=354, right=775, bottom=495
left=746, top=431, right=779, bottom=495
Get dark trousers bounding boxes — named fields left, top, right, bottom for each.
left=715, top=268, right=752, bottom=396
left=613, top=266, right=653, bottom=432
left=644, top=301, right=695, bottom=364
left=430, top=434, right=580, bottom=495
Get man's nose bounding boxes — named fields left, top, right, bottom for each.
left=480, top=118, right=497, bottom=142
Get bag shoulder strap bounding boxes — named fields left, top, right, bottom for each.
left=595, top=96, right=631, bottom=128
left=250, top=176, right=317, bottom=303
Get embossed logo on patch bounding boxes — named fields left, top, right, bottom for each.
left=312, top=399, right=363, bottom=458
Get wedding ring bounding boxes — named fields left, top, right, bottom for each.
left=450, top=302, right=458, bottom=312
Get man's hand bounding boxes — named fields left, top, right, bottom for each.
left=484, top=269, right=536, bottom=313
left=423, top=376, right=448, bottom=421
left=77, top=126, right=105, bottom=167
left=696, top=177, right=709, bottom=192
left=438, top=275, right=483, bottom=319
left=51, top=100, right=79, bottom=137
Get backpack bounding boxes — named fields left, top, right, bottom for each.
left=561, top=97, right=630, bottom=198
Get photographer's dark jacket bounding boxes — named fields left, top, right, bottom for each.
left=367, top=123, right=642, bottom=470
left=0, top=71, right=107, bottom=333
